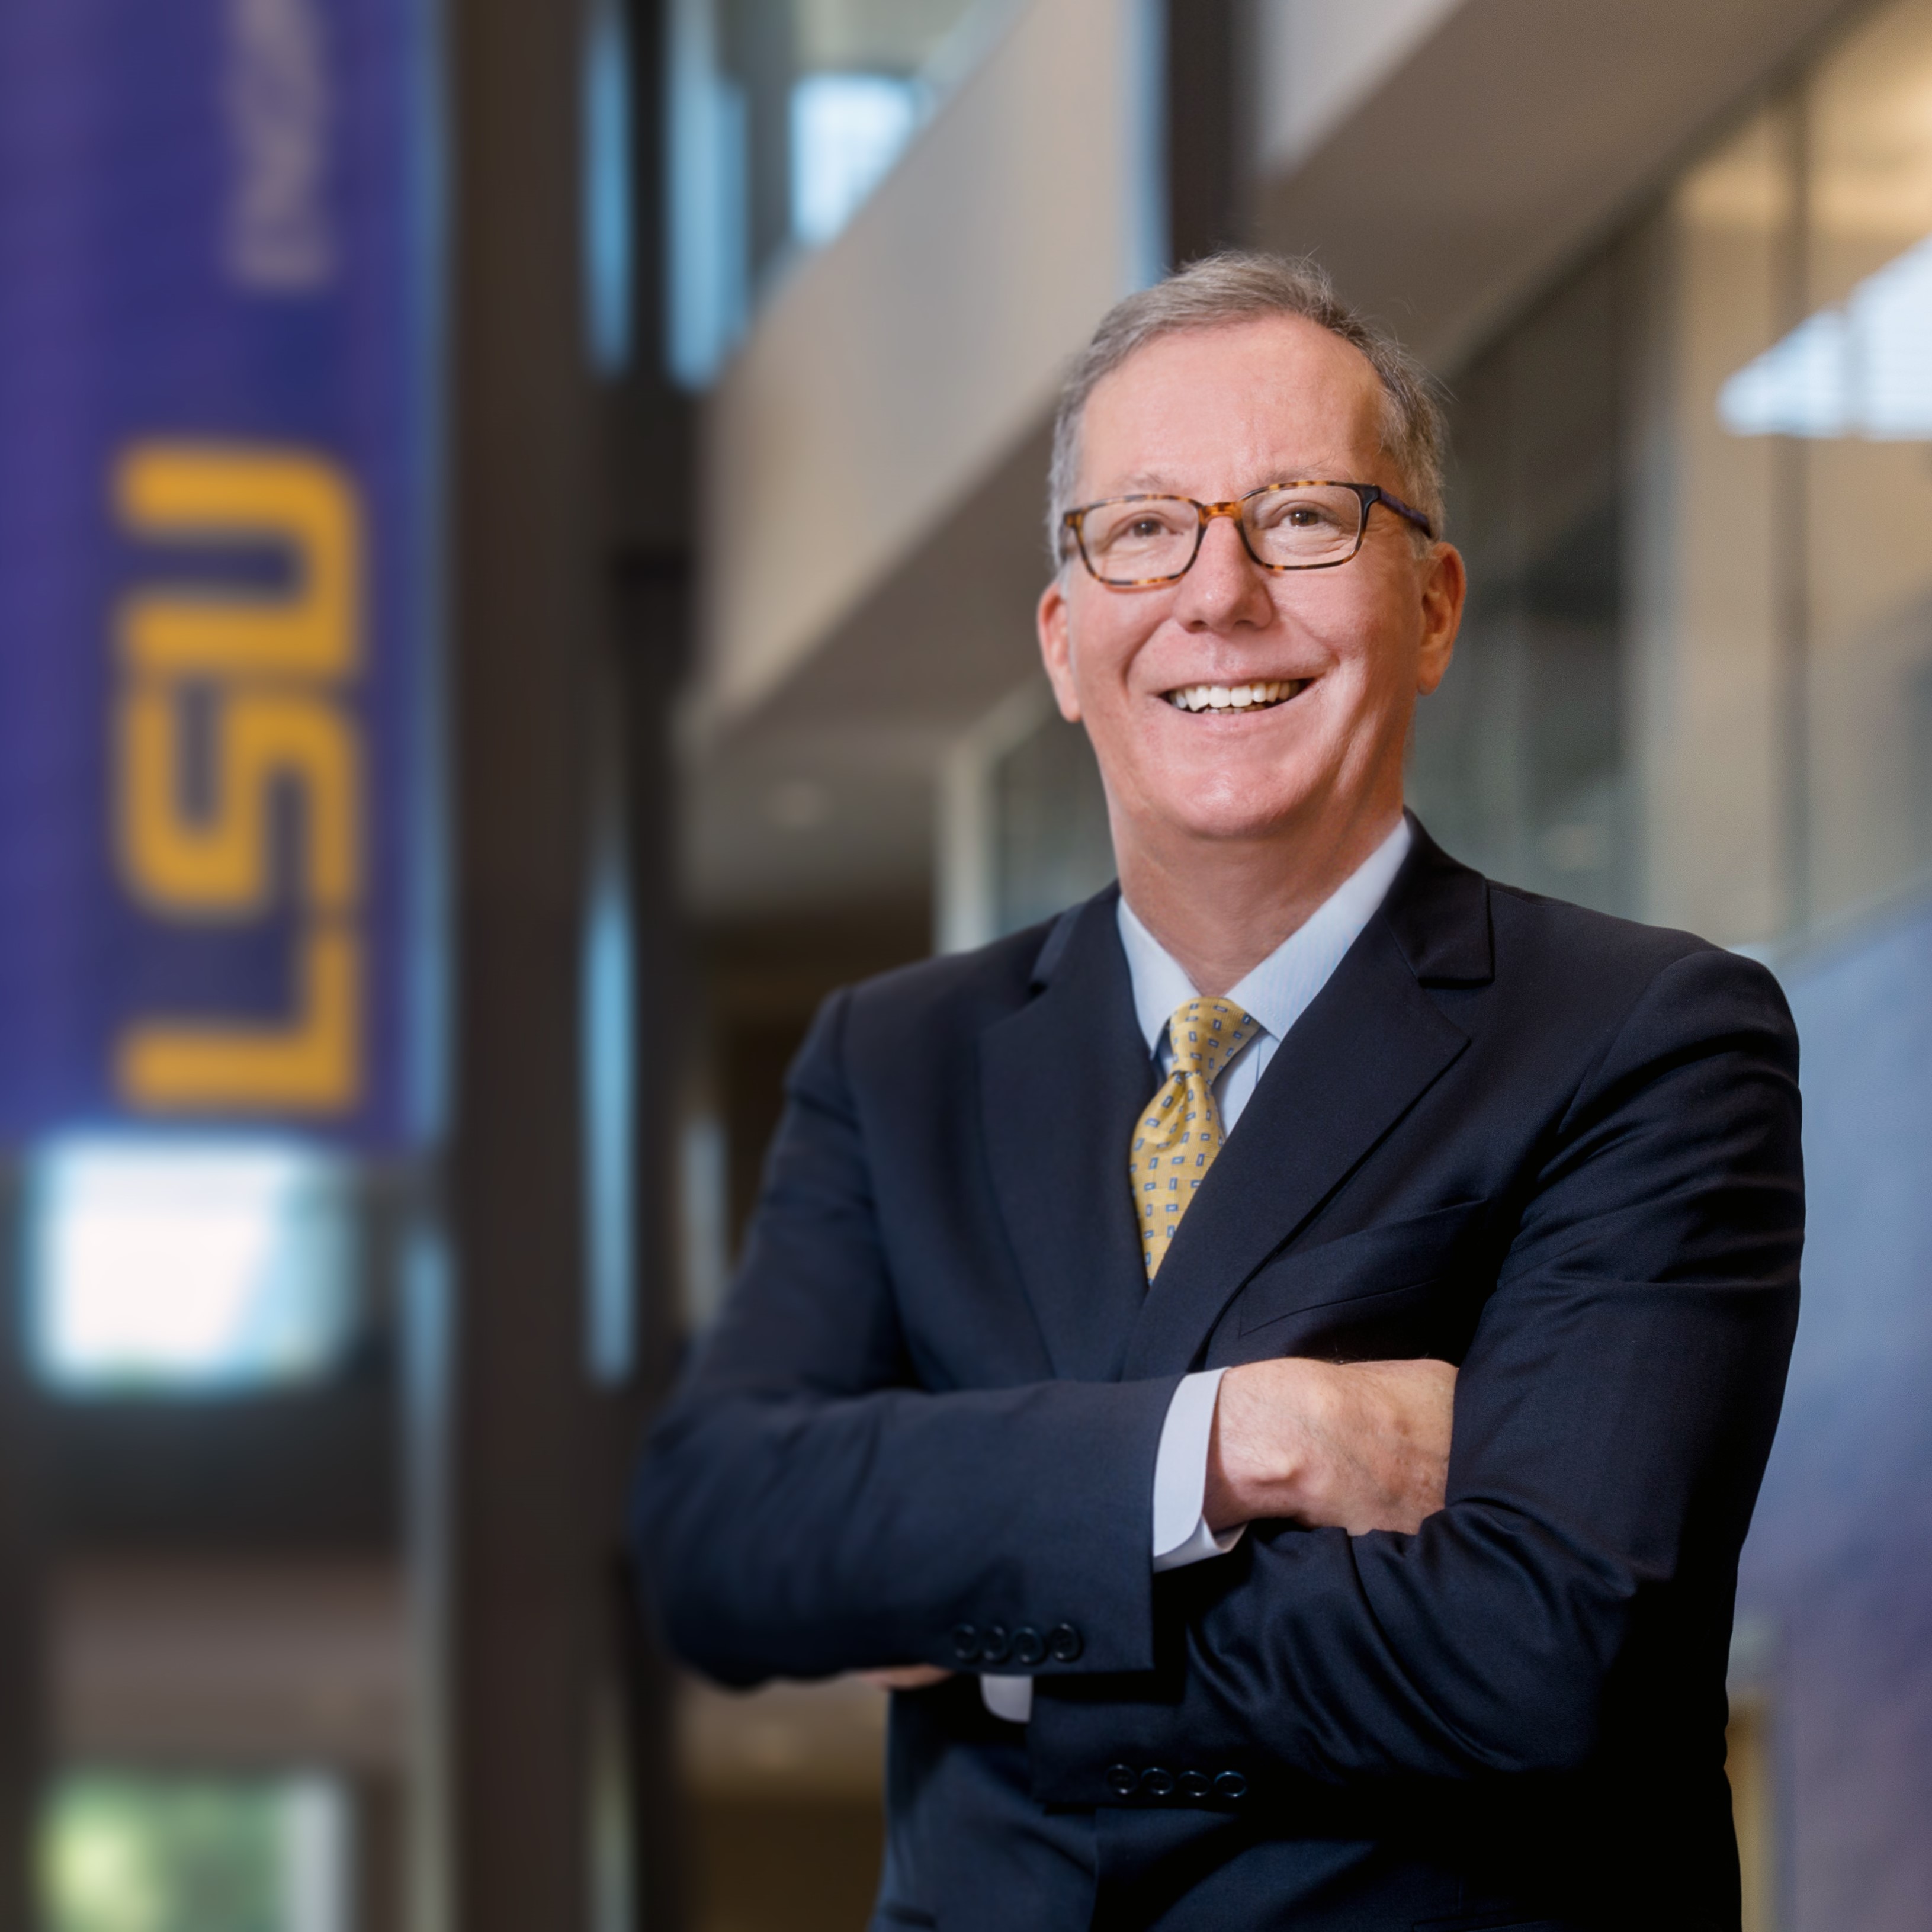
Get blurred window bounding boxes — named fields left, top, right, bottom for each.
left=42, top=1771, right=350, bottom=1932
left=1719, top=230, right=1932, bottom=439
left=667, top=0, right=1006, bottom=384
left=584, top=0, right=635, bottom=375
left=790, top=73, right=926, bottom=245
left=27, top=1138, right=357, bottom=1395
left=1778, top=0, right=1932, bottom=927
left=583, top=680, right=637, bottom=1384
left=1408, top=246, right=1633, bottom=920
left=1411, top=0, right=1932, bottom=950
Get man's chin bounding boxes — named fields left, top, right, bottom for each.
left=1148, top=794, right=1323, bottom=848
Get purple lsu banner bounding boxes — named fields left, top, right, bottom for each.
left=0, top=0, right=436, bottom=1148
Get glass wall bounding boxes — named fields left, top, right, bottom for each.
left=1793, top=4, right=1932, bottom=926
left=1418, top=0, right=1932, bottom=952
left=1410, top=243, right=1639, bottom=917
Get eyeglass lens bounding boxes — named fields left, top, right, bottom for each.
left=1080, top=487, right=1365, bottom=581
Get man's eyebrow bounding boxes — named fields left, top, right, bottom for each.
left=1109, top=466, right=1334, bottom=498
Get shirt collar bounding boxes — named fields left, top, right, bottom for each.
left=1116, top=816, right=1414, bottom=1053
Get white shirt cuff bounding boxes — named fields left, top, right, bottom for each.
left=980, top=1673, right=1033, bottom=1723
left=1152, top=1368, right=1245, bottom=1571
left=978, top=1370, right=1243, bottom=1725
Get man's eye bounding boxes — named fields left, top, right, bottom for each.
left=1126, top=517, right=1169, bottom=539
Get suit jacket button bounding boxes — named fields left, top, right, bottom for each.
left=1139, top=1767, right=1176, bottom=1799
left=1047, top=1623, right=1084, bottom=1663
left=1212, top=1770, right=1248, bottom=1801
left=1011, top=1625, right=1045, bottom=1666
left=978, top=1623, right=1011, bottom=1665
left=1105, top=1764, right=1138, bottom=1799
left=949, top=1623, right=981, bottom=1664
left=1179, top=1770, right=1211, bottom=1801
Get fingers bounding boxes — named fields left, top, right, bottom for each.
left=858, top=1665, right=954, bottom=1692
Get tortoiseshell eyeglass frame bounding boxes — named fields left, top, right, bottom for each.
left=1060, top=480, right=1435, bottom=588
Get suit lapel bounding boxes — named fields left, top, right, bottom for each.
left=1122, top=827, right=1490, bottom=1378
left=978, top=890, right=1155, bottom=1381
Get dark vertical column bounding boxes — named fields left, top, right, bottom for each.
left=606, top=538, right=690, bottom=1932
left=432, top=0, right=598, bottom=1922
left=606, top=2, right=695, bottom=1922
left=1164, top=0, right=1252, bottom=267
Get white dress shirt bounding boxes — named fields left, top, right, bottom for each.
left=980, top=816, right=1414, bottom=1723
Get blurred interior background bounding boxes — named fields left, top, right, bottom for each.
left=4, top=1, right=1932, bottom=1927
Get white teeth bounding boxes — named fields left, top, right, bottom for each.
left=1166, top=679, right=1305, bottom=712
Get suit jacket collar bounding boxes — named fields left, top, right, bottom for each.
left=1382, top=811, right=1494, bottom=986
left=978, top=821, right=1493, bottom=1383
left=978, top=885, right=1157, bottom=1380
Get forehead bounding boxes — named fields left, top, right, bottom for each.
left=1078, top=315, right=1388, bottom=495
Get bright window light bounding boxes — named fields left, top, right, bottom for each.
left=42, top=1770, right=350, bottom=1932
left=27, top=1137, right=355, bottom=1394
left=791, top=73, right=925, bottom=248
left=1721, top=228, right=1932, bottom=438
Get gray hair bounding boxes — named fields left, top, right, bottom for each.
left=1046, top=252, right=1447, bottom=566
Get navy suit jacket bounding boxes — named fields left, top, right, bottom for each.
left=633, top=823, right=1803, bottom=1931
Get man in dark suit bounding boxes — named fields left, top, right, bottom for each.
left=633, top=254, right=1802, bottom=1931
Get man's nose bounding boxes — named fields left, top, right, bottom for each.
left=1174, top=511, right=1273, bottom=630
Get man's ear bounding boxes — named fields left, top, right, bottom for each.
left=1414, top=543, right=1465, bottom=697
left=1036, top=575, right=1083, bottom=722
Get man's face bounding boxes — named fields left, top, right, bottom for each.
left=1037, top=316, right=1463, bottom=856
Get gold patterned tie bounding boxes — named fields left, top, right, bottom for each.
left=1130, top=996, right=1256, bottom=1282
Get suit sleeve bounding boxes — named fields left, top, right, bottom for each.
left=630, top=987, right=1182, bottom=1686
left=1027, top=945, right=1803, bottom=1794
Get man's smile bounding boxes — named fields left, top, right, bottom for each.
left=1161, top=676, right=1312, bottom=713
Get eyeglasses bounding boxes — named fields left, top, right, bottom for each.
left=1060, top=481, right=1434, bottom=588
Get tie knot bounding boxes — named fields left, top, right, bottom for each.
left=1166, top=996, right=1254, bottom=1086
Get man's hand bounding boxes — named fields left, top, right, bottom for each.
left=856, top=1358, right=1452, bottom=1687
left=1205, top=1357, right=1456, bottom=1536
left=860, top=1665, right=954, bottom=1691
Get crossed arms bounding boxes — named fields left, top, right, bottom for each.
left=633, top=945, right=1802, bottom=1790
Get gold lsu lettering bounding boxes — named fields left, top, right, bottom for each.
left=113, top=444, right=365, bottom=1114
